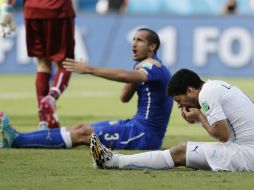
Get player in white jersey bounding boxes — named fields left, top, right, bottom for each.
left=90, top=68, right=254, bottom=172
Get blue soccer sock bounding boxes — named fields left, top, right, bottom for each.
left=12, top=128, right=72, bottom=148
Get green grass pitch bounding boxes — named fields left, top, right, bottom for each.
left=0, top=74, right=254, bottom=190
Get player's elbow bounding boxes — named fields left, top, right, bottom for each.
left=209, top=121, right=230, bottom=142
left=211, top=131, right=230, bottom=142
left=120, top=96, right=130, bottom=103
left=118, top=73, right=134, bottom=83
left=122, top=71, right=147, bottom=83
left=218, top=135, right=230, bottom=142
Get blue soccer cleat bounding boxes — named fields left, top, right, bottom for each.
left=38, top=121, right=49, bottom=131
left=0, top=112, right=16, bottom=148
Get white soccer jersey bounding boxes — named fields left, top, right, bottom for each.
left=199, top=80, right=254, bottom=145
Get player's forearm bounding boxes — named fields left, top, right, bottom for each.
left=120, top=83, right=136, bottom=102
left=198, top=113, right=209, bottom=130
left=198, top=113, right=217, bottom=139
left=199, top=113, right=227, bottom=142
left=88, top=66, right=145, bottom=83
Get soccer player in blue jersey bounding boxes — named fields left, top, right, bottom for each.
left=0, top=28, right=173, bottom=150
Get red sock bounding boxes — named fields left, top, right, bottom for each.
left=50, top=67, right=71, bottom=100
left=36, top=72, right=51, bottom=105
left=36, top=72, right=51, bottom=121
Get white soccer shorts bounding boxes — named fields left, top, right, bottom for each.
left=186, top=141, right=254, bottom=172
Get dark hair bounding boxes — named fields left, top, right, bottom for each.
left=138, top=28, right=160, bottom=54
left=167, top=68, right=204, bottom=96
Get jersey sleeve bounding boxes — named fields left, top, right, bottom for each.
left=138, top=62, right=162, bottom=81
left=199, top=85, right=227, bottom=126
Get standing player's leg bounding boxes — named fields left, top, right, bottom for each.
left=49, top=62, right=72, bottom=100
left=40, top=63, right=71, bottom=128
left=36, top=57, right=52, bottom=129
left=39, top=17, right=75, bottom=128
left=25, top=19, right=55, bottom=129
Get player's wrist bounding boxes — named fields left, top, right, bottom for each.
left=85, top=65, right=93, bottom=74
left=1, top=3, right=13, bottom=13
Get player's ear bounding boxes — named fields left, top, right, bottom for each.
left=149, top=43, right=156, bottom=52
left=186, top=87, right=195, bottom=94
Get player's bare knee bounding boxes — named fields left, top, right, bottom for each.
left=67, top=124, right=82, bottom=131
left=78, top=124, right=93, bottom=137
left=37, top=57, right=51, bottom=72
left=71, top=124, right=93, bottom=145
left=170, top=141, right=187, bottom=166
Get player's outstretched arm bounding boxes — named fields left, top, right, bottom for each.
left=0, top=0, right=16, bottom=37
left=63, top=58, right=147, bottom=83
left=63, top=58, right=89, bottom=73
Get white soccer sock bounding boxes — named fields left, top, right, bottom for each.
left=117, top=150, right=175, bottom=169
left=60, top=127, right=72, bottom=148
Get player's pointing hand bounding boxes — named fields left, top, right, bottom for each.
left=63, top=58, right=91, bottom=74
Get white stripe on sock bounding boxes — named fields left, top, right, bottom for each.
left=56, top=72, right=64, bottom=90
left=60, top=127, right=72, bottom=148
left=50, top=87, right=61, bottom=97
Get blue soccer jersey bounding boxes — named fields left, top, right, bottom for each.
left=133, top=55, right=173, bottom=136
left=91, top=55, right=173, bottom=150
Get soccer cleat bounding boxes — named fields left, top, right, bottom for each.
left=0, top=112, right=16, bottom=148
left=40, top=95, right=60, bottom=128
left=0, top=112, right=4, bottom=148
left=90, top=133, right=114, bottom=169
left=38, top=121, right=49, bottom=131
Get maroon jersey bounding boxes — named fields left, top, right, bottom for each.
left=24, top=0, right=76, bottom=19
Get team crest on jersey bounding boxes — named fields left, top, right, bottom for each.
left=201, top=101, right=210, bottom=112
left=141, top=62, right=153, bottom=70
left=109, top=120, right=119, bottom=126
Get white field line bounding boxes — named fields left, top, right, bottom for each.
left=0, top=91, right=115, bottom=100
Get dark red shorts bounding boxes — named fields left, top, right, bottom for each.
left=25, top=17, right=75, bottom=62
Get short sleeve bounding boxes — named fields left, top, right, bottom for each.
left=199, top=84, right=227, bottom=126
left=139, top=62, right=162, bottom=81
